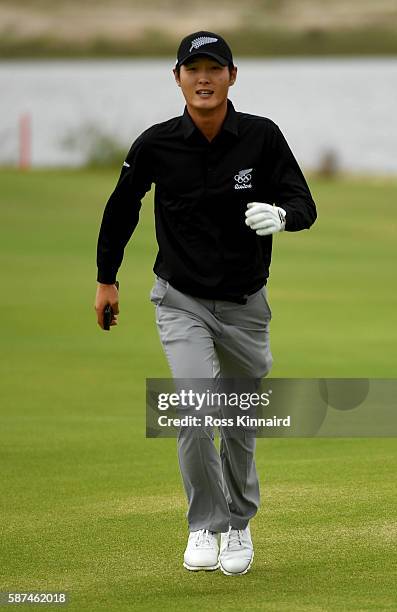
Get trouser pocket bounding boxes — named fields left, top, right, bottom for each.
left=260, top=286, right=272, bottom=320
left=149, top=276, right=169, bottom=305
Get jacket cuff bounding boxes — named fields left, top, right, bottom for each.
left=97, top=269, right=117, bottom=284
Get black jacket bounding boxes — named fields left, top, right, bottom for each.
left=97, top=99, right=317, bottom=301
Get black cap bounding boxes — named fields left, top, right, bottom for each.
left=175, top=31, right=233, bottom=69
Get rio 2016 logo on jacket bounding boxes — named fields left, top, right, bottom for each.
left=234, top=168, right=253, bottom=190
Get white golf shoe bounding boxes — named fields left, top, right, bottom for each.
left=183, top=529, right=219, bottom=571
left=219, top=525, right=254, bottom=576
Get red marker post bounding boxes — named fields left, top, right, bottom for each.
left=19, top=113, right=31, bottom=170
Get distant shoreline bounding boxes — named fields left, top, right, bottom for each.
left=1, top=28, right=397, bottom=59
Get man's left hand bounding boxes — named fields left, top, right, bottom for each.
left=245, top=202, right=286, bottom=236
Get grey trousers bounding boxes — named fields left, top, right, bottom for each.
left=150, top=276, right=273, bottom=533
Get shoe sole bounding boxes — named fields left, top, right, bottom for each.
left=183, top=561, right=219, bottom=571
left=219, top=552, right=254, bottom=576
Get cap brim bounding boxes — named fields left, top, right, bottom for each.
left=177, top=51, right=228, bottom=68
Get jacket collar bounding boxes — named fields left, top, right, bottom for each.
left=182, top=99, right=239, bottom=141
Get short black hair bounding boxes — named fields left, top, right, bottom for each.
left=174, top=59, right=235, bottom=78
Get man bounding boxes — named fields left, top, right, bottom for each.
left=95, top=31, right=317, bottom=576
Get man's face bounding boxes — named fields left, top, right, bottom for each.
left=174, top=56, right=237, bottom=112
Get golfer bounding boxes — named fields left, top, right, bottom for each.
left=95, top=31, right=317, bottom=575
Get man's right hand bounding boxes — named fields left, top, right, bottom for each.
left=94, top=282, right=119, bottom=330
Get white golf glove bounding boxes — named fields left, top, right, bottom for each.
left=245, top=202, right=287, bottom=236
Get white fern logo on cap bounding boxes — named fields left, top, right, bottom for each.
left=189, top=36, right=218, bottom=52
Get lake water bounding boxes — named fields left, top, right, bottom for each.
left=1, top=57, right=397, bottom=173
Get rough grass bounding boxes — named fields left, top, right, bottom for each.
left=1, top=0, right=397, bottom=57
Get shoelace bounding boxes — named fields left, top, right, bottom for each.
left=226, top=528, right=243, bottom=550
left=194, top=529, right=215, bottom=548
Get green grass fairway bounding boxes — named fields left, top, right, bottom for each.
left=1, top=169, right=396, bottom=611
